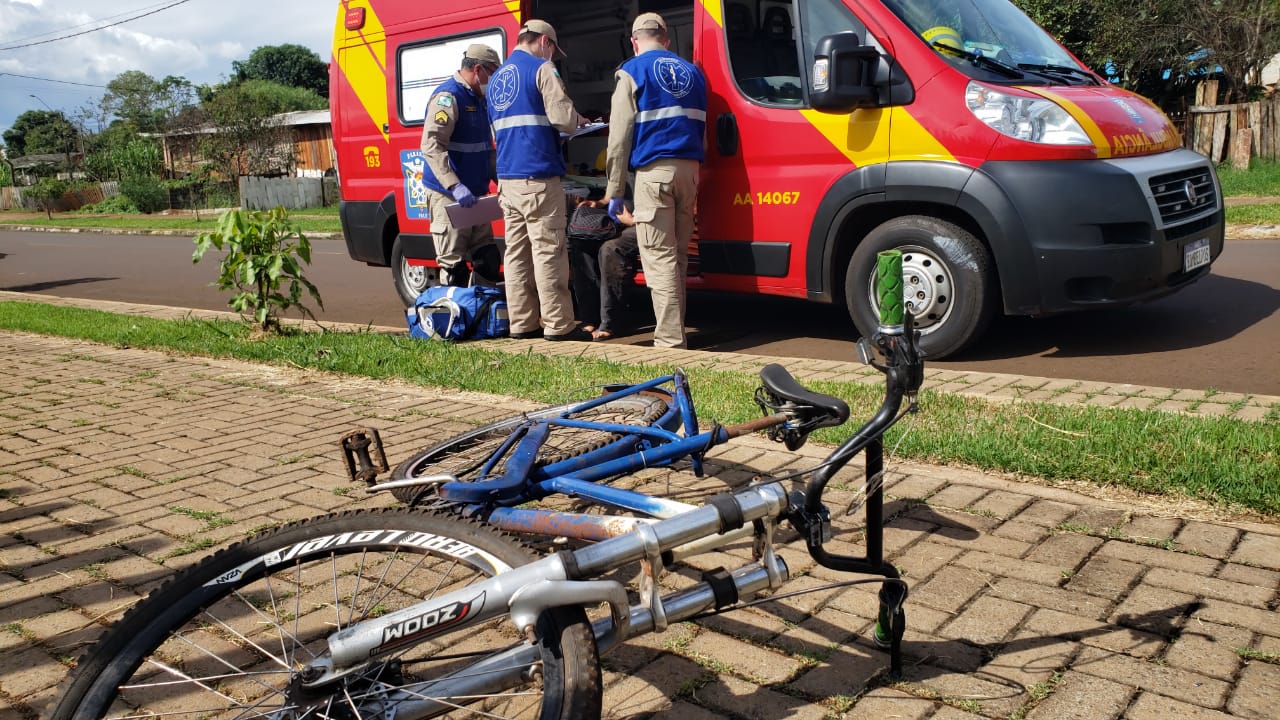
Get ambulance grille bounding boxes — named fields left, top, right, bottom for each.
left=1149, top=168, right=1217, bottom=225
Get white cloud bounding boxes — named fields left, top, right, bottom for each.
left=0, top=0, right=332, bottom=135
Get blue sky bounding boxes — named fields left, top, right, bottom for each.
left=0, top=0, right=334, bottom=143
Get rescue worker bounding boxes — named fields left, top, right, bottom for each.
left=488, top=20, right=592, bottom=341
left=605, top=12, right=706, bottom=349
left=419, top=44, right=503, bottom=287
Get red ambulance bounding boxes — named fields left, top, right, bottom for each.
left=330, top=0, right=1224, bottom=357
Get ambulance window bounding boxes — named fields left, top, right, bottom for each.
left=725, top=0, right=867, bottom=107
left=397, top=31, right=505, bottom=126
left=797, top=0, right=870, bottom=88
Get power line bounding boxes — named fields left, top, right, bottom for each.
left=0, top=72, right=107, bottom=89
left=0, top=0, right=196, bottom=52
left=0, top=0, right=187, bottom=48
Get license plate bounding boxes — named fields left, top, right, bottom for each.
left=1183, top=237, right=1210, bottom=273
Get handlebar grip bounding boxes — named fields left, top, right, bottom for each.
left=875, top=250, right=904, bottom=327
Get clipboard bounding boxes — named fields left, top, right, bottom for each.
left=560, top=121, right=608, bottom=140
left=444, top=194, right=503, bottom=228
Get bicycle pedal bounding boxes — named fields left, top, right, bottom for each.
left=339, top=427, right=389, bottom=486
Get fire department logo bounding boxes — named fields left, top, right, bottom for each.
left=488, top=64, right=520, bottom=111
left=653, top=57, right=694, bottom=99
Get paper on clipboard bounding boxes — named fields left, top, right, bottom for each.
left=560, top=121, right=608, bottom=140
left=444, top=194, right=503, bottom=228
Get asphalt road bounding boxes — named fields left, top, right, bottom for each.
left=1, top=229, right=1277, bottom=395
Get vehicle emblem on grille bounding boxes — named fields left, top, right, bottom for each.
left=1183, top=180, right=1199, bottom=206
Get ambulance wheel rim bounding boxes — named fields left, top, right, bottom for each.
left=402, top=260, right=437, bottom=296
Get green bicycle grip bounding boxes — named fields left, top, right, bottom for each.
left=875, top=250, right=904, bottom=327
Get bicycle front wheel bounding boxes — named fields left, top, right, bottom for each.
left=50, top=508, right=601, bottom=720
left=390, top=392, right=672, bottom=505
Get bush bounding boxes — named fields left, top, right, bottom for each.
left=77, top=194, right=141, bottom=214
left=192, top=207, right=323, bottom=331
left=26, top=177, right=70, bottom=219
left=120, top=175, right=168, bottom=213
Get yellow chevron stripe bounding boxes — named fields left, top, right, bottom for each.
left=799, top=107, right=955, bottom=166
left=334, top=0, right=389, bottom=143
left=700, top=0, right=723, bottom=28
left=504, top=0, right=520, bottom=17
left=1025, top=87, right=1111, bottom=158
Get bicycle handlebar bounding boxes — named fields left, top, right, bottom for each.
left=876, top=250, right=905, bottom=328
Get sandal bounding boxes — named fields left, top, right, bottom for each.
left=591, top=330, right=613, bottom=342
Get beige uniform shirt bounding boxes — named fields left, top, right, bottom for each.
left=536, top=60, right=580, bottom=135
left=605, top=70, right=639, bottom=200
left=419, top=72, right=492, bottom=191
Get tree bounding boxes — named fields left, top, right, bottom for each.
left=2, top=110, right=78, bottom=158
left=199, top=79, right=326, bottom=177
left=233, top=44, right=329, bottom=98
left=100, top=71, right=199, bottom=134
left=26, top=177, right=70, bottom=219
left=1017, top=0, right=1280, bottom=105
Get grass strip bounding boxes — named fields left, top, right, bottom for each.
left=0, top=214, right=342, bottom=234
left=1, top=300, right=1276, bottom=516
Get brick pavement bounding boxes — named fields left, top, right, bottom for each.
left=1, top=330, right=1278, bottom=718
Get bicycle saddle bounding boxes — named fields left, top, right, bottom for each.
left=757, top=364, right=850, bottom=449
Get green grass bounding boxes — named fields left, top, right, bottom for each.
left=1, top=300, right=1277, bottom=516
left=0, top=213, right=342, bottom=234
left=1224, top=204, right=1280, bottom=225
left=1217, top=158, right=1280, bottom=196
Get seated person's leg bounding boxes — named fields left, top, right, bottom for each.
left=568, top=236, right=603, bottom=331
left=597, top=227, right=640, bottom=336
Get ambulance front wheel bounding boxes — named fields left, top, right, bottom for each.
left=392, top=235, right=440, bottom=306
left=846, top=216, right=996, bottom=358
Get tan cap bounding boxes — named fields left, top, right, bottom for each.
left=520, top=19, right=567, bottom=58
left=632, top=12, right=667, bottom=33
left=464, top=44, right=500, bottom=66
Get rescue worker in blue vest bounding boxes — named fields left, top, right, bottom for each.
left=605, top=12, right=706, bottom=349
left=488, top=20, right=592, bottom=341
left=419, top=44, right=502, bottom=287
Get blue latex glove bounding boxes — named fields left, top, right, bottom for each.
left=607, top=197, right=625, bottom=223
left=451, top=184, right=477, bottom=208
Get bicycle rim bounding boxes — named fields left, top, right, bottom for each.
left=50, top=508, right=601, bottom=720
left=390, top=393, right=671, bottom=506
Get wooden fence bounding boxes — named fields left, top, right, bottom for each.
left=0, top=182, right=120, bottom=212
left=239, top=176, right=339, bottom=210
left=1183, top=81, right=1280, bottom=167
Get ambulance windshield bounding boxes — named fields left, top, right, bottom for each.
left=884, top=0, right=1089, bottom=81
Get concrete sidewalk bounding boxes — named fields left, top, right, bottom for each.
left=0, top=326, right=1277, bottom=718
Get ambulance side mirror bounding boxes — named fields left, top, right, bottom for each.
left=810, top=33, right=883, bottom=112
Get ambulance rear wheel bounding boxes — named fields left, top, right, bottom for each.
left=392, top=235, right=440, bottom=305
left=846, top=216, right=995, bottom=358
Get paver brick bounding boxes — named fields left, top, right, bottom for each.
left=1124, top=692, right=1236, bottom=720
left=1228, top=661, right=1280, bottom=720
left=697, top=673, right=829, bottom=720
left=956, top=550, right=1064, bottom=586
left=602, top=653, right=704, bottom=717
left=1064, top=556, right=1144, bottom=598
left=1230, top=532, right=1280, bottom=571
left=844, top=688, right=935, bottom=719
left=940, top=595, right=1033, bottom=645
left=1073, top=645, right=1229, bottom=709
left=1163, top=620, right=1249, bottom=681
left=1022, top=608, right=1164, bottom=658
left=1024, top=533, right=1103, bottom=571
left=1144, top=566, right=1275, bottom=608
left=1191, top=598, right=1280, bottom=638
left=1095, top=539, right=1220, bottom=575
left=787, top=643, right=888, bottom=699
left=990, top=578, right=1112, bottom=622
left=1026, top=672, right=1136, bottom=720
left=1174, top=521, right=1239, bottom=559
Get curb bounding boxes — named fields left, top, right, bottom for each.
left=2, top=290, right=1277, bottom=423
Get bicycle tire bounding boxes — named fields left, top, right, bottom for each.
left=49, top=508, right=601, bottom=720
left=389, top=392, right=672, bottom=506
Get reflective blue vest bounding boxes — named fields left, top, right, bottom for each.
left=422, top=76, right=492, bottom=197
left=488, top=50, right=565, bottom=179
left=622, top=49, right=706, bottom=169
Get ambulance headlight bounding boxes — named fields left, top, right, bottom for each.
left=965, top=82, right=1091, bottom=145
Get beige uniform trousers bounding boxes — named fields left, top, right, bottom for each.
left=427, top=188, right=495, bottom=281
left=634, top=158, right=699, bottom=349
left=498, top=176, right=575, bottom=336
